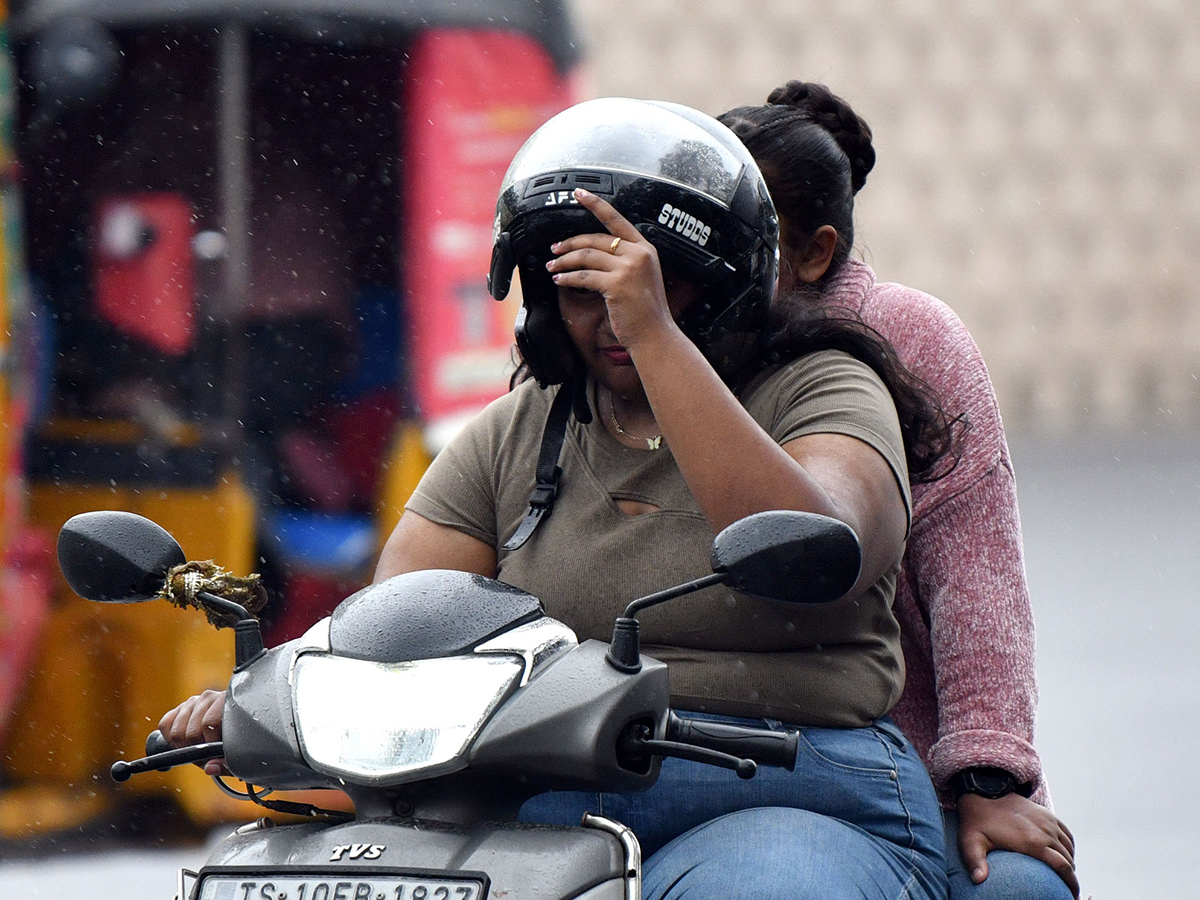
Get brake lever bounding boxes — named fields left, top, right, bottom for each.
left=110, top=736, right=224, bottom=783
left=618, top=723, right=757, bottom=779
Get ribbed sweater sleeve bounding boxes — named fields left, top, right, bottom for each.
left=904, top=465, right=1047, bottom=805
left=835, top=262, right=1049, bottom=807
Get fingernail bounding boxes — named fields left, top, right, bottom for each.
left=550, top=241, right=561, bottom=252
left=551, top=274, right=562, bottom=283
left=574, top=188, right=592, bottom=199
left=972, top=868, right=985, bottom=883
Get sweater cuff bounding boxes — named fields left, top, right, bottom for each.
left=928, top=728, right=1045, bottom=801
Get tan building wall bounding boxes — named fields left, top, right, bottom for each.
left=569, top=0, right=1200, bottom=436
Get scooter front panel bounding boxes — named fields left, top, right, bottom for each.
left=196, top=818, right=631, bottom=900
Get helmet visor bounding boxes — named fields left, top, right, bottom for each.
left=500, top=98, right=750, bottom=209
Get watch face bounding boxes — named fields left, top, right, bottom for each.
left=971, top=772, right=1015, bottom=797
left=953, top=767, right=1019, bottom=799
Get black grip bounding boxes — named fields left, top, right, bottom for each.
left=666, top=713, right=798, bottom=770
left=145, top=729, right=173, bottom=756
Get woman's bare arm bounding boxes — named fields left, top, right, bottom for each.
left=374, top=510, right=498, bottom=583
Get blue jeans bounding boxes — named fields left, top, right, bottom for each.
left=943, top=811, right=1074, bottom=900
left=520, top=714, right=948, bottom=900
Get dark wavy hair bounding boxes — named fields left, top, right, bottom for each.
left=759, top=289, right=962, bottom=483
left=720, top=81, right=963, bottom=483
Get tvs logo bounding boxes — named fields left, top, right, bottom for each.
left=330, top=843, right=385, bottom=861
left=658, top=203, right=711, bottom=246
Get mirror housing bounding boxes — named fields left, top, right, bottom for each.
left=57, top=511, right=185, bottom=603
left=711, top=510, right=861, bottom=605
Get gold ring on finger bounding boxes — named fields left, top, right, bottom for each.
left=609, top=237, right=622, bottom=254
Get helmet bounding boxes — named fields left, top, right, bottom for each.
left=489, top=97, right=779, bottom=388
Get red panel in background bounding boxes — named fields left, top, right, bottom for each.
left=92, top=192, right=196, bottom=356
left=402, top=30, right=577, bottom=429
left=0, top=528, right=52, bottom=744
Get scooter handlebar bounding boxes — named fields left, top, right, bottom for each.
left=666, top=713, right=798, bottom=771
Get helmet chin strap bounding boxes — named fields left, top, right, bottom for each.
left=570, top=371, right=592, bottom=424
left=501, top=374, right=590, bottom=552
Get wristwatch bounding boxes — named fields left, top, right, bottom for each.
left=949, top=767, right=1031, bottom=800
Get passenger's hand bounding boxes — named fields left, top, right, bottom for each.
left=545, top=188, right=676, bottom=351
left=957, top=792, right=1079, bottom=898
left=159, top=689, right=228, bottom=776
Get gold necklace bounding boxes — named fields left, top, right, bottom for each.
left=607, top=394, right=662, bottom=450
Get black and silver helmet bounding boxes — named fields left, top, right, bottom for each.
left=489, top=97, right=779, bottom=388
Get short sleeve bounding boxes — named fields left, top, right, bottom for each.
left=744, top=350, right=912, bottom=523
left=405, top=398, right=509, bottom=548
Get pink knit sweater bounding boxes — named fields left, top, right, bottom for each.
left=825, top=260, right=1048, bottom=807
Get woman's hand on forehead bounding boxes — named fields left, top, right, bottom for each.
left=545, top=188, right=679, bottom=352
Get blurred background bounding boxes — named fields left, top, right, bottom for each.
left=574, top=0, right=1200, bottom=436
left=1, top=1, right=1197, bottom=898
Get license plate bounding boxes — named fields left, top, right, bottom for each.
left=195, top=873, right=485, bottom=900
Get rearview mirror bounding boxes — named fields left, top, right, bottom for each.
left=712, top=510, right=861, bottom=604
left=607, top=509, right=865, bottom=672
left=57, top=511, right=185, bottom=603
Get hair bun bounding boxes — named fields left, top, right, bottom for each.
left=766, top=80, right=876, bottom=193
left=766, top=80, right=814, bottom=108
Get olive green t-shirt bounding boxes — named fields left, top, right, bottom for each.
left=406, top=350, right=911, bottom=726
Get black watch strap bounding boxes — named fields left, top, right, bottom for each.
left=949, top=766, right=1031, bottom=800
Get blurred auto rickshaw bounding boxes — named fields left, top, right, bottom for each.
left=0, top=0, right=582, bottom=837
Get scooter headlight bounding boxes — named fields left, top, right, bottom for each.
left=291, top=652, right=524, bottom=785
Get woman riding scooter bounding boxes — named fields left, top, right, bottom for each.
left=718, top=81, right=1077, bottom=899
left=165, top=97, right=952, bottom=899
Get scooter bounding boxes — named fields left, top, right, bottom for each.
left=56, top=508, right=861, bottom=900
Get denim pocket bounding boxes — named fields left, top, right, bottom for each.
left=796, top=723, right=900, bottom=778
left=873, top=716, right=912, bottom=752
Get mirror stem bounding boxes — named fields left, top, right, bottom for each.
left=198, top=590, right=265, bottom=667
left=621, top=572, right=726, bottom=619
left=607, top=572, right=728, bottom=673
left=197, top=589, right=252, bottom=621
left=233, top=620, right=266, bottom=669
left=606, top=617, right=642, bottom=673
